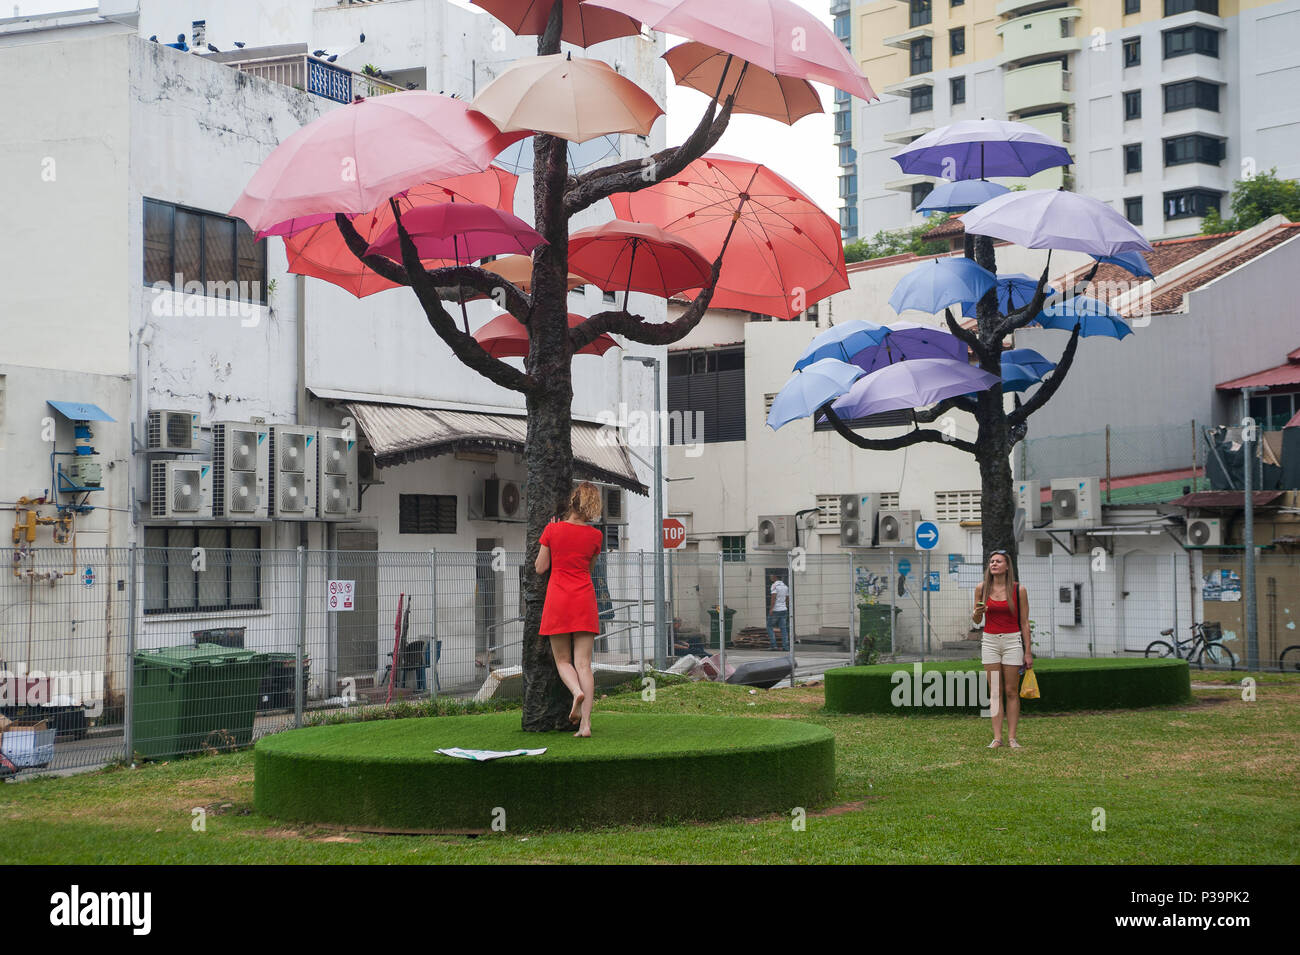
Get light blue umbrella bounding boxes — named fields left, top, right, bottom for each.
left=494, top=134, right=621, bottom=175
left=888, top=257, right=997, bottom=315
left=918, top=179, right=1010, bottom=214
left=961, top=273, right=1056, bottom=318
left=793, top=319, right=886, bottom=371
left=1093, top=250, right=1153, bottom=279
left=963, top=189, right=1153, bottom=255
left=1029, top=296, right=1133, bottom=339
left=1002, top=348, right=1056, bottom=378
left=767, top=358, right=866, bottom=430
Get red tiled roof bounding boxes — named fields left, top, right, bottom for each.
left=1054, top=231, right=1239, bottom=309
left=1287, top=409, right=1300, bottom=429
left=1167, top=490, right=1285, bottom=509
left=1216, top=352, right=1300, bottom=391
left=921, top=215, right=966, bottom=240
left=1147, top=224, right=1300, bottom=313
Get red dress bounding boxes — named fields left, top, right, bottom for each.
left=539, top=520, right=603, bottom=635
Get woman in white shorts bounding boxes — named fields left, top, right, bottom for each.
left=971, top=550, right=1033, bottom=748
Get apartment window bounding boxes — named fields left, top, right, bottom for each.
left=910, top=85, right=934, bottom=113
left=1124, top=143, right=1142, bottom=173
left=1125, top=0, right=1141, bottom=13
left=667, top=348, right=746, bottom=444
left=1123, top=90, right=1142, bottom=120
left=143, top=198, right=267, bottom=303
left=910, top=0, right=932, bottom=28
left=815, top=408, right=913, bottom=432
left=1164, top=79, right=1219, bottom=113
left=838, top=144, right=858, bottom=166
left=834, top=107, right=852, bottom=139
left=951, top=0, right=965, bottom=6
left=839, top=172, right=858, bottom=199
left=951, top=75, right=966, bottom=104
left=834, top=12, right=850, bottom=42
left=1124, top=196, right=1144, bottom=225
left=935, top=490, right=981, bottom=522
left=911, top=182, right=935, bottom=209
left=1164, top=0, right=1217, bottom=14
left=950, top=27, right=965, bottom=56
left=834, top=86, right=851, bottom=105
left=1165, top=134, right=1224, bottom=166
left=1163, top=25, right=1219, bottom=58
left=1123, top=37, right=1141, bottom=67
left=1248, top=392, right=1300, bottom=430
left=910, top=37, right=932, bottom=75
left=1164, top=188, right=1222, bottom=220
left=840, top=205, right=858, bottom=237
left=143, top=527, right=261, bottom=614
left=399, top=494, right=457, bottom=534
left=720, top=536, right=746, bottom=563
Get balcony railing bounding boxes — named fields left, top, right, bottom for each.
left=227, top=52, right=401, bottom=103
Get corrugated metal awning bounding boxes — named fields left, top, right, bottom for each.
left=1215, top=360, right=1300, bottom=391
left=47, top=400, right=115, bottom=422
left=1168, top=490, right=1284, bottom=509
left=345, top=401, right=648, bottom=496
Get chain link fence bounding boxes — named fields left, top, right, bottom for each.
left=1020, top=420, right=1206, bottom=503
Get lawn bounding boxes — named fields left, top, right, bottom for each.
left=1, top=671, right=1297, bottom=864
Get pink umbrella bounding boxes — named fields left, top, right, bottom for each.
left=567, top=220, right=712, bottom=303
left=586, top=0, right=876, bottom=101
left=364, top=203, right=546, bottom=262
left=474, top=312, right=619, bottom=358
left=229, top=92, right=527, bottom=235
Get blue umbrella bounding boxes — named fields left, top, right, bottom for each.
left=831, top=358, right=1001, bottom=419
left=888, top=257, right=997, bottom=315
left=892, top=120, right=1073, bottom=179
left=849, top=321, right=968, bottom=374
left=918, top=179, right=1010, bottom=214
left=961, top=273, right=1056, bottom=318
left=963, top=189, right=1153, bottom=255
left=494, top=134, right=621, bottom=175
left=1029, top=296, right=1133, bottom=339
left=1093, top=250, right=1153, bottom=279
left=1001, top=361, right=1047, bottom=393
left=1003, top=348, right=1056, bottom=378
left=793, top=319, right=886, bottom=371
left=767, top=358, right=865, bottom=430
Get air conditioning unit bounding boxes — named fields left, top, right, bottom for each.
left=1185, top=517, right=1222, bottom=547
left=839, top=492, right=878, bottom=548
left=602, top=486, right=627, bottom=525
left=211, top=421, right=269, bottom=520
left=1049, top=477, right=1101, bottom=529
left=150, top=460, right=213, bottom=520
left=1014, top=480, right=1041, bottom=526
left=357, top=447, right=381, bottom=484
left=481, top=477, right=525, bottom=522
left=317, top=426, right=358, bottom=520
left=268, top=425, right=318, bottom=520
left=756, top=515, right=797, bottom=549
left=147, top=409, right=200, bottom=450
left=877, top=509, right=922, bottom=547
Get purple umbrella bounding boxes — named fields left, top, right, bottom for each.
left=365, top=202, right=546, bottom=261
left=962, top=190, right=1153, bottom=256
left=892, top=120, right=1073, bottom=179
left=831, top=358, right=1001, bottom=419
left=848, top=322, right=968, bottom=374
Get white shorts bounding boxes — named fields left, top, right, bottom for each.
left=981, top=632, right=1024, bottom=666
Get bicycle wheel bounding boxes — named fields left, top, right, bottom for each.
left=1199, top=642, right=1237, bottom=671
left=1145, top=641, right=1176, bottom=659
left=1280, top=645, right=1300, bottom=672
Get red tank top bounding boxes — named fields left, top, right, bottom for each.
left=984, top=591, right=1020, bottom=634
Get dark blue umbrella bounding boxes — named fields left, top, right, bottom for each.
left=961, top=273, right=1056, bottom=318
left=1003, top=348, right=1056, bottom=378
left=1001, top=361, right=1047, bottom=393
left=1093, top=250, right=1153, bottom=279
left=1029, top=296, right=1133, bottom=339
left=917, top=178, right=1010, bottom=214
left=892, top=120, right=1073, bottom=179
left=888, top=257, right=997, bottom=315
left=793, top=319, right=886, bottom=371
left=767, top=358, right=865, bottom=430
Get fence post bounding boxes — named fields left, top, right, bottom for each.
left=1048, top=550, right=1057, bottom=658
left=786, top=549, right=796, bottom=683
left=124, top=542, right=137, bottom=764
left=847, top=551, right=855, bottom=664
left=717, top=551, right=726, bottom=677
left=428, top=549, right=438, bottom=700
left=295, top=545, right=306, bottom=729
left=889, top=549, right=897, bottom=658
left=638, top=550, right=646, bottom=676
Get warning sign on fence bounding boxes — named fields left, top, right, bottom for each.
left=327, top=579, right=355, bottom=612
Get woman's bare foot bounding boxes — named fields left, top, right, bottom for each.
left=569, top=691, right=584, bottom=724
left=573, top=725, right=591, bottom=738
left=987, top=739, right=1001, bottom=748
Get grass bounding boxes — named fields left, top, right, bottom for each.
left=1, top=671, right=1297, bottom=864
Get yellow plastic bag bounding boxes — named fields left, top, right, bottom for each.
left=1020, top=668, right=1040, bottom=700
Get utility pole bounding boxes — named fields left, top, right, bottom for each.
left=625, top=355, right=666, bottom=667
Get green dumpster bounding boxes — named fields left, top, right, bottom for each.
left=132, top=644, right=268, bottom=760
left=858, top=604, right=898, bottom=654
left=707, top=607, right=737, bottom=648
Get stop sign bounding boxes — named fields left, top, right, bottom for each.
left=662, top=518, right=686, bottom=549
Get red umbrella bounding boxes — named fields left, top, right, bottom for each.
left=609, top=153, right=847, bottom=320
left=473, top=312, right=619, bottom=358
left=365, top=203, right=546, bottom=262
left=282, top=167, right=520, bottom=298
left=567, top=220, right=712, bottom=308
left=472, top=0, right=642, bottom=48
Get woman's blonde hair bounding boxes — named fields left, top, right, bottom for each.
left=565, top=482, right=603, bottom=524
left=981, top=550, right=1019, bottom=617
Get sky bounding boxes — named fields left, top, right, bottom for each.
left=12, top=0, right=840, bottom=213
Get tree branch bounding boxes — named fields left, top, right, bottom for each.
left=1007, top=323, right=1082, bottom=428
left=943, top=306, right=992, bottom=363
left=913, top=394, right=979, bottom=421
left=997, top=260, right=1056, bottom=337
left=818, top=403, right=977, bottom=454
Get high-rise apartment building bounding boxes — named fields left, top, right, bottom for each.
left=845, top=0, right=1300, bottom=239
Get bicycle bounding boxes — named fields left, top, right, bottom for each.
left=1279, top=644, right=1300, bottom=672
left=1145, top=621, right=1237, bottom=670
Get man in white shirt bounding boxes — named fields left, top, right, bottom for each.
left=768, top=577, right=790, bottom=651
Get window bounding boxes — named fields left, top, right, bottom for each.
left=1123, top=37, right=1141, bottom=67
left=1123, top=90, right=1142, bottom=120
left=840, top=205, right=858, bottom=238
left=143, top=526, right=261, bottom=615
left=950, top=27, right=965, bottom=56
left=911, top=182, right=935, bottom=209
left=1164, top=79, right=1219, bottom=113
left=1164, top=134, right=1224, bottom=166
left=1164, top=0, right=1217, bottom=14
left=1163, top=25, right=1218, bottom=58
left=603, top=524, right=621, bottom=552
left=910, top=37, right=932, bottom=75
left=399, top=494, right=457, bottom=533
left=144, top=198, right=267, bottom=303
left=1125, top=0, right=1141, bottom=13
left=834, top=12, right=850, bottom=42
left=1125, top=197, right=1144, bottom=225
left=834, top=86, right=851, bottom=105
left=838, top=144, right=858, bottom=166
left=910, top=0, right=932, bottom=28
left=834, top=107, right=852, bottom=141
left=951, top=0, right=965, bottom=6
left=667, top=348, right=746, bottom=444
left=720, top=536, right=746, bottom=563
left=950, top=75, right=966, bottom=104
left=839, top=172, right=858, bottom=199
left=1248, top=392, right=1300, bottom=430
left=815, top=408, right=914, bottom=432
left=1124, top=143, right=1142, bottom=173
left=934, top=490, right=981, bottom=522
left=1164, top=188, right=1221, bottom=220
left=602, top=289, right=617, bottom=303
left=910, top=85, right=934, bottom=113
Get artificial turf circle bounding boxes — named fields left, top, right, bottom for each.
left=823, top=657, right=1192, bottom=715
left=254, top=712, right=835, bottom=832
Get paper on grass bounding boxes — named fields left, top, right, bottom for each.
left=436, top=747, right=547, bottom=762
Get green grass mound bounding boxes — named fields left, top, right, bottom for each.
left=254, top=712, right=834, bottom=832
left=823, top=657, right=1191, bottom=715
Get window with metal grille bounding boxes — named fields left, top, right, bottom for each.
left=1163, top=25, right=1218, bottom=59
left=1123, top=37, right=1141, bottom=67
left=720, top=536, right=746, bottom=562
left=910, top=0, right=932, bottom=28
left=910, top=85, right=934, bottom=113
left=143, top=198, right=266, bottom=303
left=816, top=494, right=841, bottom=527
left=399, top=494, right=457, bottom=533
left=1164, top=134, right=1224, bottom=166
left=934, top=489, right=981, bottom=522
left=667, top=348, right=746, bottom=444
left=604, top=524, right=621, bottom=551
left=815, top=408, right=914, bottom=431
left=910, top=37, right=932, bottom=75
left=143, top=526, right=261, bottom=615
left=1164, top=188, right=1221, bottom=220
left=1163, top=79, right=1218, bottom=113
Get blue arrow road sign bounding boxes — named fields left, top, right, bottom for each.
left=915, top=521, right=940, bottom=550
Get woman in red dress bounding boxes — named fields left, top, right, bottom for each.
left=535, top=482, right=603, bottom=737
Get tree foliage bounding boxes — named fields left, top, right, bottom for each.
left=843, top=214, right=951, bottom=263
left=1201, top=168, right=1300, bottom=234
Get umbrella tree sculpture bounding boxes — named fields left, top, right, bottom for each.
left=234, top=0, right=872, bottom=731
